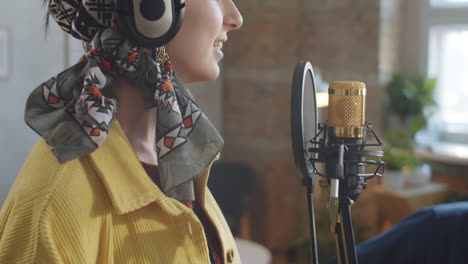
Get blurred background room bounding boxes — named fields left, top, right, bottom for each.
left=1, top=0, right=468, bottom=263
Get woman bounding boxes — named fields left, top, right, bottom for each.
left=0, top=0, right=243, bottom=263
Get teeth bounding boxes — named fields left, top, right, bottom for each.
left=214, top=41, right=223, bottom=49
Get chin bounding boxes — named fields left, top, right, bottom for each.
left=204, top=66, right=220, bottom=81
left=184, top=64, right=220, bottom=83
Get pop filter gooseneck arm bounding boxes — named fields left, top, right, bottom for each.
left=290, top=61, right=319, bottom=264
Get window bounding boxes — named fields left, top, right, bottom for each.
left=428, top=27, right=468, bottom=129
left=414, top=0, right=468, bottom=157
left=431, top=0, right=468, bottom=8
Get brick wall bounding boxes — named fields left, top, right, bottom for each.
left=222, top=0, right=400, bottom=262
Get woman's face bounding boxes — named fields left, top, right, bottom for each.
left=165, top=0, right=243, bottom=83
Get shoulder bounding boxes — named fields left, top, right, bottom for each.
left=7, top=139, right=111, bottom=225
left=0, top=140, right=112, bottom=262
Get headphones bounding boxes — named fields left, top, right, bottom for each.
left=114, top=0, right=186, bottom=48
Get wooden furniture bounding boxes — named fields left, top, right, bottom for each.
left=372, top=183, right=449, bottom=232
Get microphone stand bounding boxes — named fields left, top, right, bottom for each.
left=308, top=122, right=385, bottom=264
left=304, top=174, right=319, bottom=264
left=335, top=196, right=358, bottom=263
left=326, top=144, right=358, bottom=264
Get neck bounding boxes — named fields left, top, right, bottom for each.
left=112, top=77, right=158, bottom=165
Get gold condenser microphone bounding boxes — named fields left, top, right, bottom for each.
left=328, top=81, right=366, bottom=138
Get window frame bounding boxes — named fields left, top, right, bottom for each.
left=412, top=0, right=468, bottom=148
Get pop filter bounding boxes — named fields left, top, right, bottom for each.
left=290, top=61, right=320, bottom=263
left=291, top=61, right=318, bottom=183
left=290, top=62, right=385, bottom=264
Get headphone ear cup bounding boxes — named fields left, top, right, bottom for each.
left=140, top=0, right=165, bottom=21
left=115, top=0, right=185, bottom=48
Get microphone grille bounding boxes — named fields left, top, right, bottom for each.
left=328, top=81, right=366, bottom=137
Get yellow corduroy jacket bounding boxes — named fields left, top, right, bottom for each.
left=0, top=121, right=240, bottom=264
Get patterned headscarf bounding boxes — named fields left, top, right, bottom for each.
left=25, top=0, right=224, bottom=201
left=48, top=0, right=115, bottom=41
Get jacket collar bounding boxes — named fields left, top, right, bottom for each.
left=87, top=121, right=185, bottom=216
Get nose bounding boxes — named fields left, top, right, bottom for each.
left=224, top=0, right=243, bottom=31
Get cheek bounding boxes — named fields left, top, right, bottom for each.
left=182, top=15, right=221, bottom=56
left=174, top=3, right=222, bottom=55
left=164, top=3, right=223, bottom=81
left=165, top=30, right=206, bottom=72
